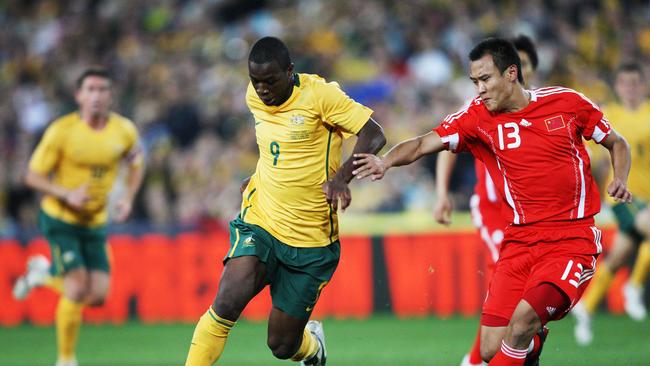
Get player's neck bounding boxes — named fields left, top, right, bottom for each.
left=501, top=86, right=530, bottom=113
left=80, top=111, right=109, bottom=130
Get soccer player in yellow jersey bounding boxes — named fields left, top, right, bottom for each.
left=12, top=68, right=144, bottom=366
left=573, top=62, right=650, bottom=345
left=185, top=37, right=385, bottom=366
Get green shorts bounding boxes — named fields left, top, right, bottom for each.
left=612, top=198, right=647, bottom=244
left=225, top=217, right=340, bottom=319
left=38, top=210, right=110, bottom=275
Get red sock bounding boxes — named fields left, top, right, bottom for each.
left=468, top=326, right=483, bottom=364
left=488, top=341, right=526, bottom=366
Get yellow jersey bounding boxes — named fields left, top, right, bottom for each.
left=602, top=101, right=650, bottom=202
left=29, top=112, right=141, bottom=227
left=242, top=73, right=373, bottom=247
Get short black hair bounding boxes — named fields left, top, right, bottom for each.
left=511, top=35, right=538, bottom=71
left=469, top=38, right=523, bottom=84
left=76, top=67, right=112, bottom=89
left=616, top=61, right=645, bottom=80
left=248, top=36, right=291, bottom=70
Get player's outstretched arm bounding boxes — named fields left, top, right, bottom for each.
left=323, top=118, right=386, bottom=211
left=433, top=151, right=457, bottom=225
left=353, top=131, right=446, bottom=182
left=600, top=129, right=632, bottom=203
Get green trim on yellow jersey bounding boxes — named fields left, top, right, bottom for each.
left=325, top=127, right=334, bottom=244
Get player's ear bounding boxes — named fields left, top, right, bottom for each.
left=506, top=65, right=518, bottom=82
left=287, top=63, right=294, bottom=78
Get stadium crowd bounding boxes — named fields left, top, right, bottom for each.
left=2, top=0, right=650, bottom=237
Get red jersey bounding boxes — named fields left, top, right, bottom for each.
left=435, top=87, right=611, bottom=225
left=473, top=159, right=500, bottom=210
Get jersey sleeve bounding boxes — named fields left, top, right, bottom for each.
left=28, top=122, right=64, bottom=174
left=317, top=80, right=373, bottom=137
left=122, top=119, right=143, bottom=167
left=433, top=100, right=479, bottom=153
left=574, top=92, right=611, bottom=144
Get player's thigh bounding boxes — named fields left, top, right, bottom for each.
left=213, top=218, right=273, bottom=317
left=605, top=231, right=636, bottom=270
left=270, top=241, right=340, bottom=320
left=634, top=206, right=650, bottom=237
left=86, top=270, right=110, bottom=305
left=38, top=211, right=85, bottom=276
left=481, top=244, right=530, bottom=327
left=62, top=268, right=90, bottom=301
left=215, top=256, right=268, bottom=307
left=526, top=230, right=600, bottom=318
left=612, top=199, right=646, bottom=244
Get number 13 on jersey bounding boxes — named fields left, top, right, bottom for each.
left=498, top=122, right=521, bottom=150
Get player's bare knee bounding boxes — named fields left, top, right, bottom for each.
left=605, top=247, right=632, bottom=271
left=480, top=342, right=498, bottom=362
left=85, top=293, right=107, bottom=306
left=479, top=331, right=501, bottom=362
left=63, top=275, right=88, bottom=302
left=267, top=336, right=299, bottom=360
left=212, top=295, right=245, bottom=321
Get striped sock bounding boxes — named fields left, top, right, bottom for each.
left=487, top=341, right=526, bottom=366
left=185, top=308, right=236, bottom=366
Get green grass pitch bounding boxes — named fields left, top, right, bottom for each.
left=2, top=314, right=648, bottom=365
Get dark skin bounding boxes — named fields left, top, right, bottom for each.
left=217, top=59, right=385, bottom=359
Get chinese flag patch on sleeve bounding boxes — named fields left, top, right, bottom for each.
left=545, top=115, right=566, bottom=132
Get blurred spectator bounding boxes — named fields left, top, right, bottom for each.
left=2, top=0, right=650, bottom=236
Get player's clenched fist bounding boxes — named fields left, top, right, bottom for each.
left=352, top=153, right=388, bottom=181
left=607, top=178, right=633, bottom=203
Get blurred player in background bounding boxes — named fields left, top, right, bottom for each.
left=433, top=35, right=539, bottom=366
left=184, top=37, right=385, bottom=366
left=353, top=38, right=631, bottom=365
left=12, top=68, right=144, bottom=366
left=572, top=61, right=650, bottom=345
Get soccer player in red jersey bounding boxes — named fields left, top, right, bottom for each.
left=353, top=38, right=632, bottom=365
left=434, top=35, right=539, bottom=366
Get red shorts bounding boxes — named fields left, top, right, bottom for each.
left=481, top=221, right=602, bottom=325
left=470, top=194, right=508, bottom=265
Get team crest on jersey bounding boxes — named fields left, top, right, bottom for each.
left=545, top=115, right=566, bottom=132
left=291, top=115, right=305, bottom=126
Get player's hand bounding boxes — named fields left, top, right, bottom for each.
left=240, top=176, right=252, bottom=194
left=607, top=178, right=632, bottom=203
left=114, top=197, right=133, bottom=223
left=322, top=176, right=351, bottom=212
left=352, top=153, right=388, bottom=181
left=433, top=194, right=453, bottom=225
left=64, top=184, right=90, bottom=210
